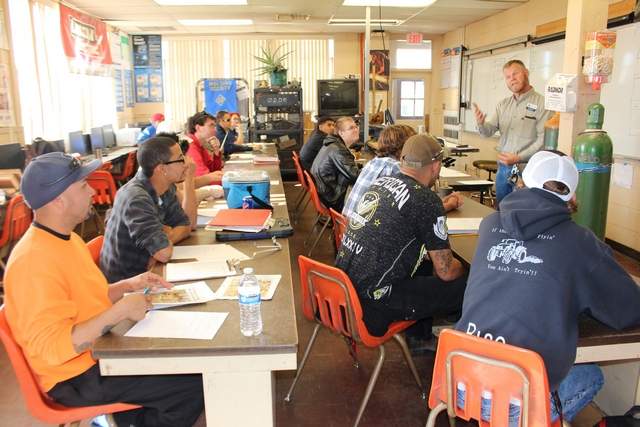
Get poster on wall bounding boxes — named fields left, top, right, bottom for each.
left=440, top=48, right=451, bottom=89
left=0, top=64, right=14, bottom=126
left=114, top=69, right=124, bottom=112
left=59, top=4, right=112, bottom=76
left=133, top=35, right=163, bottom=102
left=124, top=69, right=134, bottom=107
left=369, top=50, right=389, bottom=91
left=449, top=46, right=462, bottom=89
left=203, top=79, right=238, bottom=115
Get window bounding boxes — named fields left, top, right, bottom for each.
left=394, top=79, right=424, bottom=119
left=393, top=40, right=432, bottom=70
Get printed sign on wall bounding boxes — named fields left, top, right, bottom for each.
left=133, top=35, right=163, bottom=102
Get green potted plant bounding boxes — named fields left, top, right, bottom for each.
left=254, top=44, right=292, bottom=87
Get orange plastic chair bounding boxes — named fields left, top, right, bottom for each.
left=328, top=208, right=347, bottom=250
left=111, top=151, right=137, bottom=186
left=83, top=170, right=118, bottom=236
left=291, top=152, right=310, bottom=222
left=285, top=256, right=424, bottom=427
left=0, top=194, right=33, bottom=270
left=426, top=329, right=559, bottom=427
left=0, top=306, right=140, bottom=426
left=86, top=235, right=104, bottom=266
left=302, top=171, right=331, bottom=257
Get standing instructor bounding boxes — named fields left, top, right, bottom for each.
left=473, top=59, right=551, bottom=204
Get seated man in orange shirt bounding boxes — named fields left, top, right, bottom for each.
left=4, top=152, right=204, bottom=427
left=185, top=111, right=224, bottom=188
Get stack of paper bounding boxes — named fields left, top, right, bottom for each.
left=125, top=311, right=228, bottom=340
left=196, top=208, right=220, bottom=228
left=206, top=209, right=272, bottom=232
left=215, top=275, right=281, bottom=300
left=171, top=244, right=250, bottom=262
left=253, top=155, right=280, bottom=165
left=142, top=281, right=216, bottom=309
left=447, top=217, right=483, bottom=235
left=165, top=260, right=236, bottom=282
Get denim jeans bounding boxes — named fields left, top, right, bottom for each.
left=495, top=162, right=515, bottom=205
left=552, top=364, right=604, bottom=422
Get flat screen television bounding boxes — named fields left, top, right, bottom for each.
left=102, top=124, right=116, bottom=148
left=317, top=79, right=360, bottom=117
left=90, top=127, right=105, bottom=151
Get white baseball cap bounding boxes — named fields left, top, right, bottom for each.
left=522, top=150, right=579, bottom=201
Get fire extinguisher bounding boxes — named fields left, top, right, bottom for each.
left=572, top=103, right=612, bottom=240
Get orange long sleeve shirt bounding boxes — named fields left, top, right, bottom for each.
left=4, top=226, right=112, bottom=391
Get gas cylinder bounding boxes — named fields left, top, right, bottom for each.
left=543, top=112, right=560, bottom=150
left=572, top=103, right=612, bottom=240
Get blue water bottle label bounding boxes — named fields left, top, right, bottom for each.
left=456, top=382, right=466, bottom=410
left=480, top=390, right=492, bottom=422
left=508, top=397, right=521, bottom=427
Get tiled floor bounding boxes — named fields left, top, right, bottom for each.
left=0, top=182, right=638, bottom=426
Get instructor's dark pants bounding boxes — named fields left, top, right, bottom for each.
left=361, top=263, right=467, bottom=337
left=48, top=364, right=204, bottom=427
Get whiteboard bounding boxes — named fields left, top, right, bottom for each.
left=463, top=40, right=564, bottom=133
left=600, top=23, right=640, bottom=159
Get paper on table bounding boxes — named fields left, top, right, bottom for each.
left=226, top=159, right=252, bottom=164
left=454, top=180, right=494, bottom=185
left=142, top=281, right=216, bottom=309
left=440, top=168, right=470, bottom=178
left=125, top=311, right=228, bottom=340
left=270, top=180, right=280, bottom=186
left=447, top=217, right=483, bottom=235
left=231, top=153, right=255, bottom=160
left=166, top=260, right=236, bottom=282
left=171, top=244, right=250, bottom=262
left=197, top=208, right=220, bottom=217
left=216, top=275, right=281, bottom=300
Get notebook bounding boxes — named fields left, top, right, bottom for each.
left=207, top=209, right=272, bottom=232
left=446, top=217, right=483, bottom=235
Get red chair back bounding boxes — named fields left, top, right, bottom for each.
left=427, top=329, right=557, bottom=427
left=328, top=208, right=347, bottom=249
left=111, top=152, right=137, bottom=183
left=86, top=235, right=104, bottom=265
left=298, top=255, right=414, bottom=348
left=87, top=171, right=118, bottom=206
left=0, top=195, right=33, bottom=248
left=292, top=153, right=309, bottom=192
left=0, top=306, right=139, bottom=424
left=303, top=171, right=328, bottom=217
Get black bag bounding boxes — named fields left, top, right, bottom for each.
left=596, top=406, right=640, bottom=426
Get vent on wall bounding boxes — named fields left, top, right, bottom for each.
left=137, top=26, right=177, bottom=32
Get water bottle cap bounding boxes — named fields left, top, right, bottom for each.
left=242, top=267, right=254, bottom=274
left=509, top=397, right=521, bottom=406
left=456, top=381, right=466, bottom=390
left=481, top=390, right=492, bottom=399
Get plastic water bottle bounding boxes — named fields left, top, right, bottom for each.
left=0, top=189, right=6, bottom=206
left=456, top=381, right=466, bottom=410
left=238, top=267, right=262, bottom=336
left=508, top=397, right=522, bottom=427
left=480, top=390, right=493, bottom=422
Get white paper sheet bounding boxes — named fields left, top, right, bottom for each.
left=171, top=244, right=250, bottom=262
left=145, top=281, right=216, bottom=309
left=447, top=217, right=483, bottom=234
left=226, top=159, right=252, bottom=164
left=453, top=180, right=494, bottom=185
left=165, top=260, right=236, bottom=282
left=440, top=168, right=470, bottom=178
left=125, top=311, right=228, bottom=340
left=612, top=162, right=634, bottom=189
left=215, top=275, right=281, bottom=300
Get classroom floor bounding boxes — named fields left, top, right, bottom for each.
left=0, top=182, right=638, bottom=426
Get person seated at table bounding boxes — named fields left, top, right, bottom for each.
left=101, top=136, right=197, bottom=283
left=185, top=111, right=225, bottom=188
left=299, top=116, right=336, bottom=171
left=310, top=116, right=361, bottom=212
left=455, top=150, right=640, bottom=423
left=336, top=133, right=467, bottom=347
left=216, top=110, right=252, bottom=156
left=229, top=112, right=245, bottom=145
left=4, top=152, right=204, bottom=427
left=137, top=112, right=165, bottom=144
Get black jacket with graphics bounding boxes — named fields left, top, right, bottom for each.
left=456, top=188, right=640, bottom=390
left=310, top=134, right=359, bottom=208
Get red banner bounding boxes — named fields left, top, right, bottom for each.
left=59, top=4, right=112, bottom=75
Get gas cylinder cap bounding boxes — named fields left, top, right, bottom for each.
left=586, top=103, right=605, bottom=130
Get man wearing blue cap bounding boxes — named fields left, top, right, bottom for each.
left=3, top=152, right=204, bottom=427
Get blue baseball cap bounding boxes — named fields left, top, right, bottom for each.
left=21, top=152, right=102, bottom=209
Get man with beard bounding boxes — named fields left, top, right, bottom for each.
left=473, top=60, right=551, bottom=204
left=101, top=136, right=197, bottom=282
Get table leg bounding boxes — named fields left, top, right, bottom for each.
left=203, top=370, right=275, bottom=427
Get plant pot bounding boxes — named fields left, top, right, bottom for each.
left=270, top=70, right=287, bottom=87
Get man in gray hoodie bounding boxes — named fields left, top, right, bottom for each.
left=456, top=150, right=640, bottom=422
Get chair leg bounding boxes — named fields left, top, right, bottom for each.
left=425, top=402, right=448, bottom=427
left=343, top=336, right=359, bottom=368
left=353, top=344, right=386, bottom=427
left=307, top=217, right=331, bottom=257
left=292, top=192, right=309, bottom=223
left=69, top=421, right=81, bottom=427
left=393, top=334, right=425, bottom=398
left=284, top=324, right=321, bottom=403
left=295, top=198, right=311, bottom=224
left=303, top=214, right=321, bottom=247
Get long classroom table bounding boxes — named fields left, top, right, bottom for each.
left=93, top=147, right=298, bottom=427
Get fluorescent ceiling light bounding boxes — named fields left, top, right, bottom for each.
left=178, top=19, right=253, bottom=26
left=343, top=0, right=436, bottom=7
left=155, top=0, right=247, bottom=5
left=328, top=18, right=402, bottom=26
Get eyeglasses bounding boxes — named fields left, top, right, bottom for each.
left=43, top=156, right=81, bottom=187
left=163, top=155, right=186, bottom=166
left=223, top=118, right=231, bottom=122
left=431, top=148, right=444, bottom=161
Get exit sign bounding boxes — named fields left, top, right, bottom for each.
left=406, top=32, right=423, bottom=44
